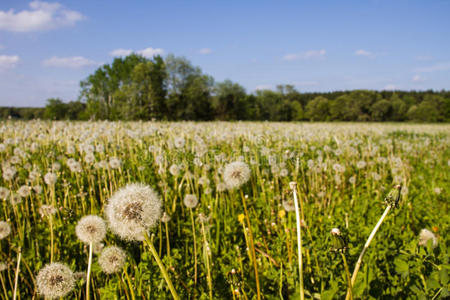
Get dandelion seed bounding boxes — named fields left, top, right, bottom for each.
left=73, top=272, right=86, bottom=282
left=418, top=229, right=438, bottom=248
left=183, top=194, right=198, bottom=209
left=98, top=246, right=127, bottom=274
left=2, top=167, right=16, bottom=181
left=17, top=185, right=31, bottom=198
left=169, top=164, right=180, bottom=176
left=173, top=137, right=185, bottom=148
left=44, top=172, right=57, bottom=185
left=0, top=222, right=11, bottom=239
left=33, top=185, right=43, bottom=194
left=0, top=187, right=9, bottom=200
left=161, top=212, right=171, bottom=223
left=109, top=157, right=121, bottom=169
left=282, top=200, right=295, bottom=212
left=39, top=205, right=57, bottom=217
left=0, top=262, right=7, bottom=271
left=105, top=183, right=161, bottom=241
left=356, top=161, right=366, bottom=169
left=9, top=194, right=22, bottom=205
left=433, top=187, right=441, bottom=195
left=75, top=215, right=107, bottom=244
left=223, top=161, right=251, bottom=190
left=36, top=262, right=75, bottom=299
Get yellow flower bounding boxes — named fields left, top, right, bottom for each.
left=278, top=210, right=286, bottom=219
left=238, top=214, right=245, bottom=223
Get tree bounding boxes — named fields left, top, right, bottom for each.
left=213, top=80, right=246, bottom=120
left=305, top=96, right=329, bottom=121
left=371, top=99, right=391, bottom=121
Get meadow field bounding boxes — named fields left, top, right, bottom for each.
left=0, top=121, right=448, bottom=299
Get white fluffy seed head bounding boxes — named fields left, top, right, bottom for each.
left=98, top=246, right=127, bottom=274
left=44, top=172, right=57, bottom=185
left=418, top=229, right=438, bottom=248
left=331, top=228, right=341, bottom=235
left=183, top=194, right=198, bottom=209
left=36, top=262, right=75, bottom=299
left=0, top=221, right=11, bottom=240
left=105, top=183, right=161, bottom=241
left=223, top=161, right=251, bottom=190
left=75, top=215, right=107, bottom=244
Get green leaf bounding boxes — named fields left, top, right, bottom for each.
left=439, top=268, right=449, bottom=285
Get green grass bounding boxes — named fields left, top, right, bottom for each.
left=0, top=121, right=448, bottom=299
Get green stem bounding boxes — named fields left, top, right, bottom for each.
left=240, top=191, right=261, bottom=300
left=144, top=234, right=179, bottom=300
left=345, top=205, right=391, bottom=300
left=190, top=209, right=198, bottom=285
left=340, top=252, right=352, bottom=300
left=124, top=269, right=136, bottom=300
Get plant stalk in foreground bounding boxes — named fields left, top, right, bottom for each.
left=290, top=182, right=304, bottom=300
left=144, top=234, right=180, bottom=300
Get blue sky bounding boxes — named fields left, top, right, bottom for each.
left=0, top=0, right=449, bottom=107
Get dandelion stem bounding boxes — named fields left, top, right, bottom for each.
left=144, top=234, right=179, bottom=300
left=200, top=220, right=213, bottom=300
left=49, top=216, right=54, bottom=263
left=13, top=247, right=21, bottom=300
left=86, top=242, right=93, bottom=300
left=340, top=252, right=352, bottom=300
left=190, top=209, right=198, bottom=285
left=345, top=205, right=391, bottom=300
left=291, top=182, right=304, bottom=300
left=240, top=190, right=261, bottom=300
left=124, top=269, right=136, bottom=300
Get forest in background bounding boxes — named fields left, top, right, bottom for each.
left=1, top=54, right=449, bottom=122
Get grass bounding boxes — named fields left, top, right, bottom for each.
left=0, top=121, right=448, bottom=299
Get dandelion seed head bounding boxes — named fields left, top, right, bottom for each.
left=44, top=172, right=57, bottom=185
left=17, top=185, right=31, bottom=198
left=0, top=187, right=9, bottom=200
left=73, top=272, right=86, bottom=282
left=98, top=246, right=126, bottom=274
left=183, top=194, right=198, bottom=209
left=418, top=229, right=438, bottom=248
left=0, top=222, right=10, bottom=240
left=0, top=262, right=7, bottom=272
left=161, top=212, right=171, bottom=223
left=39, top=205, right=57, bottom=217
left=223, top=161, right=251, bottom=190
left=105, top=183, right=161, bottom=241
left=282, top=200, right=295, bottom=212
left=109, top=157, right=121, bottom=169
left=36, top=262, right=75, bottom=299
left=75, top=215, right=107, bottom=244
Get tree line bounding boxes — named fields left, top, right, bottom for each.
left=2, top=53, right=449, bottom=122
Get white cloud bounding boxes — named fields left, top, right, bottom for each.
left=110, top=47, right=164, bottom=58
left=42, top=56, right=100, bottom=68
left=110, top=48, right=133, bottom=57
left=137, top=47, right=164, bottom=58
left=255, top=84, right=272, bottom=91
left=0, top=55, right=20, bottom=70
left=355, top=49, right=375, bottom=58
left=412, top=75, right=424, bottom=83
left=383, top=84, right=398, bottom=90
left=0, top=1, right=85, bottom=32
left=283, top=49, right=326, bottom=61
left=415, top=62, right=450, bottom=73
left=199, top=48, right=212, bottom=55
